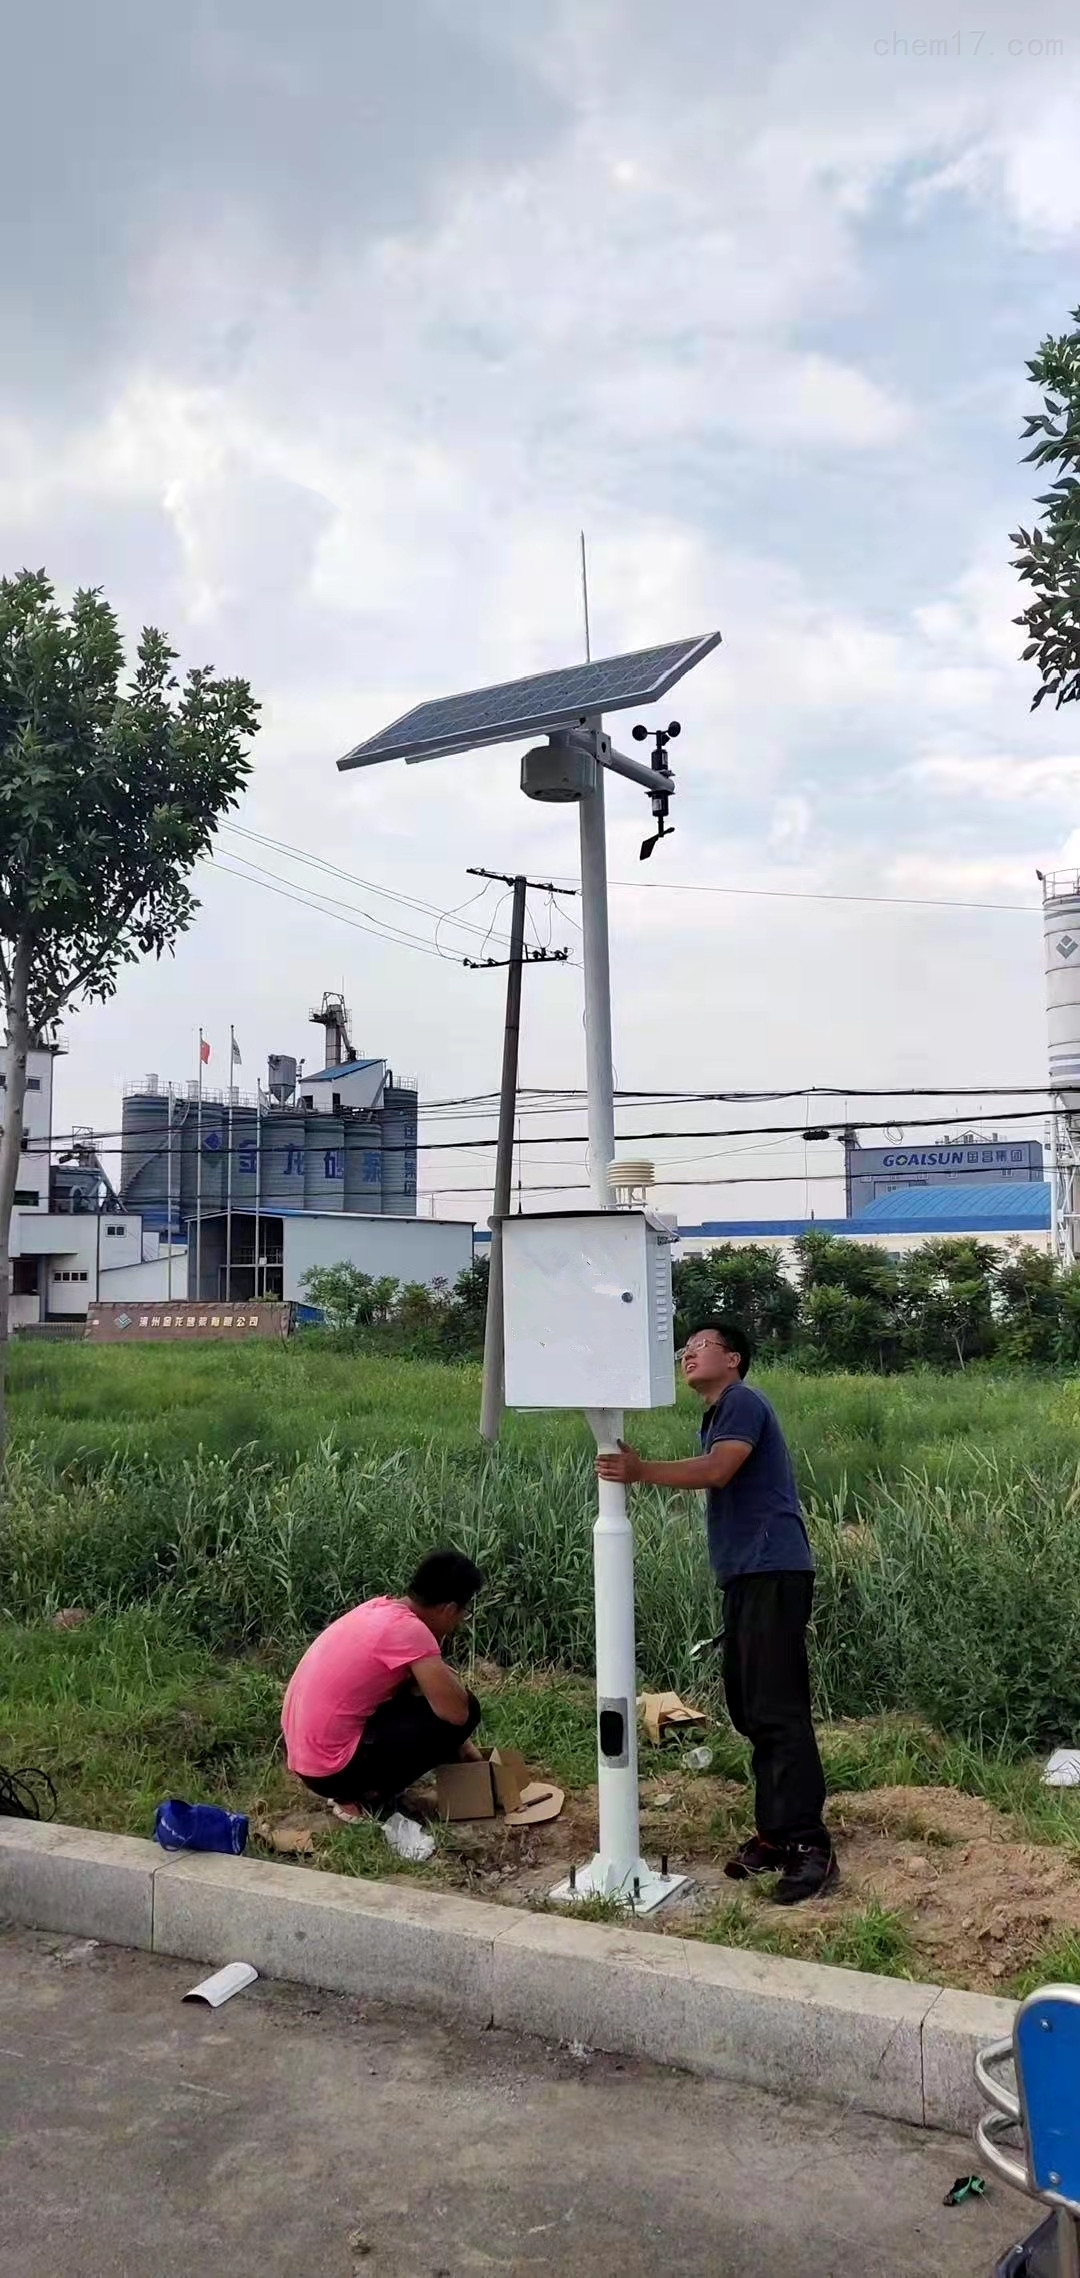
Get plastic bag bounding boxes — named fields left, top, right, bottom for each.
left=154, top=1799, right=248, bottom=1854
left=381, top=1811, right=435, bottom=1863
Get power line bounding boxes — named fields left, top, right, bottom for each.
left=49, top=1102, right=1054, bottom=1166
left=547, top=875, right=1040, bottom=917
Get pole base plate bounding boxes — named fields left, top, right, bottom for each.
left=550, top=1854, right=690, bottom=1917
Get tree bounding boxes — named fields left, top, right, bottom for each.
left=672, top=1244, right=799, bottom=1355
left=0, top=570, right=257, bottom=1447
left=994, top=1244, right=1063, bottom=1366
left=793, top=1231, right=901, bottom=1370
left=897, top=1238, right=998, bottom=1369
left=299, top=1264, right=400, bottom=1329
left=1011, top=308, right=1080, bottom=709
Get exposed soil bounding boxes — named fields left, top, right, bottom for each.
left=266, top=1765, right=1080, bottom=1994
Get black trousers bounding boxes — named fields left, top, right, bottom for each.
left=300, top=1688, right=482, bottom=1808
left=722, top=1573, right=828, bottom=1849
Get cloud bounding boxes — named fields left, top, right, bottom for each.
left=4, top=0, right=1080, bottom=1220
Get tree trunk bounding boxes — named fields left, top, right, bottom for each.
left=0, top=937, right=33, bottom=1465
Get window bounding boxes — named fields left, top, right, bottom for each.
left=14, top=1189, right=39, bottom=1207
left=105, top=1225, right=125, bottom=1238
left=26, top=1077, right=40, bottom=1091
left=13, top=1258, right=38, bottom=1295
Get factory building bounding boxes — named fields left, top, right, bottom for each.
left=5, top=991, right=470, bottom=1326
left=119, top=993, right=418, bottom=1236
left=843, top=1133, right=1044, bottom=1214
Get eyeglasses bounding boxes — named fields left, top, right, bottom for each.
left=676, top=1337, right=726, bottom=1361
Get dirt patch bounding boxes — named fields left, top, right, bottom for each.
left=270, top=1765, right=1080, bottom=1993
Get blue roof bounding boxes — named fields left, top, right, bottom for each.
left=853, top=1182, right=1050, bottom=1231
left=472, top=1183, right=1052, bottom=1245
left=304, top=1059, right=382, bottom=1083
left=672, top=1187, right=1050, bottom=1239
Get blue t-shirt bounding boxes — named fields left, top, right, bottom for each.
left=700, top=1381, right=814, bottom=1585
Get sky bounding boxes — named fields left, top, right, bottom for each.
left=3, top=0, right=1080, bottom=1221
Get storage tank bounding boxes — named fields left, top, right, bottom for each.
left=344, top=1119, right=382, bottom=1212
left=380, top=1085, right=418, bottom=1217
left=120, top=1094, right=170, bottom=1210
left=196, top=1104, right=227, bottom=1213
left=304, top=1113, right=345, bottom=1209
left=262, top=1110, right=306, bottom=1206
left=1045, top=876, right=1080, bottom=1108
left=228, top=1104, right=260, bottom=1212
left=1044, top=873, right=1080, bottom=1268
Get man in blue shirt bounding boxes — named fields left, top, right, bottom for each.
left=597, top=1317, right=835, bottom=1905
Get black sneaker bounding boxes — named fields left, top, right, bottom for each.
left=772, top=1843, right=839, bottom=1906
left=724, top=1834, right=791, bottom=1881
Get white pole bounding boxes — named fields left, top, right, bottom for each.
left=255, top=1081, right=262, bottom=1301
left=167, top=1087, right=174, bottom=1300
left=226, top=1026, right=235, bottom=1304
left=196, top=1032, right=204, bottom=1302
left=576, top=749, right=646, bottom=1897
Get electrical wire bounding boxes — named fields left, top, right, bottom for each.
left=546, top=874, right=1041, bottom=917
left=221, top=822, right=515, bottom=948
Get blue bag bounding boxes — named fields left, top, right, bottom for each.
left=154, top=1799, right=248, bottom=1855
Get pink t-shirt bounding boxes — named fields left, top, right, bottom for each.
left=281, top=1597, right=440, bottom=1777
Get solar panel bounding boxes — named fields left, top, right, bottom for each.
left=337, top=632, right=721, bottom=771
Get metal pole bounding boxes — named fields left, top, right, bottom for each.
left=226, top=1026, right=234, bottom=1304
left=167, top=1089, right=174, bottom=1299
left=575, top=751, right=650, bottom=1899
left=195, top=1032, right=204, bottom=1303
left=255, top=1083, right=262, bottom=1301
left=480, top=874, right=528, bottom=1443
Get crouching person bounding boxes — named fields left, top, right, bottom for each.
left=281, top=1549, right=484, bottom=1848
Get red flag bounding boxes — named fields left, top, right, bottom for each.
left=200, top=1037, right=211, bottom=1065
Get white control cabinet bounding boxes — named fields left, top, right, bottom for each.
left=500, top=1210, right=675, bottom=1411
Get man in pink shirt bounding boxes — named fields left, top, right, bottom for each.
left=282, top=1548, right=484, bottom=1820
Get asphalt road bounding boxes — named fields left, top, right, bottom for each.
left=0, top=1926, right=1032, bottom=2277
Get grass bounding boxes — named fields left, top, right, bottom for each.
left=8, top=1415, right=1080, bottom=1746
left=1013, top=1932, right=1080, bottom=2000
left=10, top=1336, right=1080, bottom=1996
left=701, top=1894, right=916, bottom=1979
left=12, top=1336, right=1080, bottom=1499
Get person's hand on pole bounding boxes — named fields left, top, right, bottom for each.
left=596, top=1440, right=644, bottom=1485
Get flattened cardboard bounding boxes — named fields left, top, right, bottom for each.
left=503, top=1781, right=565, bottom=1827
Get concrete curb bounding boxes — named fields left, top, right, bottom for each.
left=0, top=1820, right=1013, bottom=2133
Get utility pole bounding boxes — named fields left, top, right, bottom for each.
left=468, top=865, right=575, bottom=1443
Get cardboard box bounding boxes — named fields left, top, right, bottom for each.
left=437, top=1748, right=528, bottom=1821
left=436, top=1749, right=563, bottom=1826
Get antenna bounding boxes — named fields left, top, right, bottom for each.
left=580, top=530, right=591, bottom=663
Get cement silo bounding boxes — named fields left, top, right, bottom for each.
left=121, top=1088, right=170, bottom=1212
left=1044, top=874, right=1080, bottom=1265
left=344, top=1119, right=382, bottom=1212
left=228, top=1103, right=260, bottom=1212
left=262, top=1111, right=306, bottom=1207
left=380, top=1084, right=418, bottom=1217
left=304, top=1114, right=345, bottom=1209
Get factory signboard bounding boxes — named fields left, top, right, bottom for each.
left=85, top=1301, right=293, bottom=1344
left=845, top=1138, right=1044, bottom=1215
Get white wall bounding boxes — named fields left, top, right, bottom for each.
left=99, top=1254, right=185, bottom=1301
left=0, top=1042, right=54, bottom=1212
left=282, top=1212, right=473, bottom=1301
left=11, top=1211, right=145, bottom=1316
